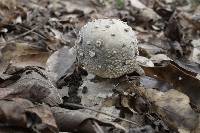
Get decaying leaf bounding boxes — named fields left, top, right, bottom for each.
left=25, top=104, right=58, bottom=133
left=50, top=0, right=96, bottom=14
left=131, top=86, right=199, bottom=132
left=0, top=67, right=62, bottom=106
left=0, top=98, right=58, bottom=133
left=190, top=39, right=200, bottom=64
left=46, top=46, right=76, bottom=82
left=51, top=106, right=126, bottom=133
left=140, top=76, right=173, bottom=91
left=0, top=98, right=32, bottom=128
left=129, top=0, right=161, bottom=25
left=164, top=11, right=183, bottom=42
left=1, top=43, right=48, bottom=60
left=150, top=54, right=171, bottom=64
left=136, top=56, right=154, bottom=67
left=143, top=61, right=200, bottom=108
left=0, top=0, right=26, bottom=29
left=0, top=42, right=50, bottom=74
left=181, top=11, right=200, bottom=30
left=129, top=0, right=146, bottom=9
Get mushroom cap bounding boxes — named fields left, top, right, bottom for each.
left=76, top=19, right=140, bottom=78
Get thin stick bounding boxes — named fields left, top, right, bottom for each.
left=17, top=24, right=48, bottom=39
left=64, top=102, right=141, bottom=126
left=0, top=26, right=39, bottom=44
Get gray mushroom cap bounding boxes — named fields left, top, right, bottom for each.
left=76, top=19, right=143, bottom=78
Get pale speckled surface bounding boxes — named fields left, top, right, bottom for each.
left=76, top=19, right=143, bottom=78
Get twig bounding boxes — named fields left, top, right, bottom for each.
left=17, top=24, right=48, bottom=40
left=64, top=102, right=141, bottom=126
left=0, top=26, right=39, bottom=44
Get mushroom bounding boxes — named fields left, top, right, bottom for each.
left=76, top=19, right=144, bottom=78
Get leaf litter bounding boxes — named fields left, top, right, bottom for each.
left=0, top=0, right=199, bottom=133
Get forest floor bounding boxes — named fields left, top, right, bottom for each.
left=0, top=0, right=200, bottom=133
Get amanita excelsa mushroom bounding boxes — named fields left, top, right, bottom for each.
left=76, top=19, right=144, bottom=78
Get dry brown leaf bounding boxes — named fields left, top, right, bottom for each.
left=132, top=86, right=199, bottom=132
left=0, top=42, right=50, bottom=74
left=129, top=0, right=146, bottom=9
left=58, top=0, right=95, bottom=14
left=0, top=98, right=31, bottom=128
left=51, top=107, right=126, bottom=133
left=143, top=61, right=200, bottom=108
left=129, top=0, right=161, bottom=25
left=181, top=11, right=200, bottom=30
left=0, top=0, right=26, bottom=29
left=0, top=98, right=58, bottom=133
left=1, top=42, right=49, bottom=60
left=164, top=12, right=183, bottom=42
left=10, top=53, right=50, bottom=68
left=26, top=104, right=58, bottom=133
left=51, top=106, right=93, bottom=132
left=0, top=0, right=17, bottom=10
left=140, top=76, right=173, bottom=92
left=46, top=46, right=76, bottom=82
left=0, top=67, right=62, bottom=106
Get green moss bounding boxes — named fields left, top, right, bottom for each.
left=116, top=0, right=124, bottom=9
